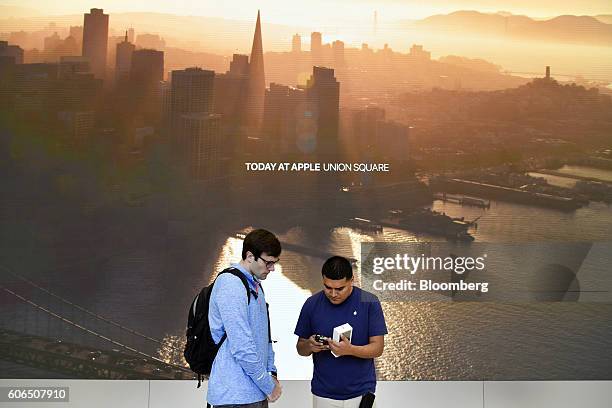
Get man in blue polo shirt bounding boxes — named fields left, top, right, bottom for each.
left=295, top=256, right=387, bottom=407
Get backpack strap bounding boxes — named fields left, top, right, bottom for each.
left=266, top=302, right=273, bottom=344
left=218, top=267, right=252, bottom=304
left=216, top=268, right=274, bottom=346
left=211, top=267, right=253, bottom=350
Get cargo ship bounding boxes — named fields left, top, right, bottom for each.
left=347, top=217, right=383, bottom=233
left=381, top=209, right=475, bottom=241
left=431, top=178, right=581, bottom=211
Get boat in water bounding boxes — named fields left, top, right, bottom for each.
left=383, top=208, right=475, bottom=241
left=347, top=217, right=383, bottom=233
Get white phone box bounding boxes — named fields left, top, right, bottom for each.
left=331, top=323, right=353, bottom=357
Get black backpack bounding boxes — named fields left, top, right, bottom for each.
left=184, top=267, right=272, bottom=388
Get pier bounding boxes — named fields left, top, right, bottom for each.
left=532, top=169, right=612, bottom=185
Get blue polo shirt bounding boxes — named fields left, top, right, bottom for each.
left=294, top=287, right=387, bottom=400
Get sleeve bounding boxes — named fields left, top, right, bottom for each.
left=267, top=342, right=277, bottom=375
left=294, top=297, right=313, bottom=339
left=368, top=298, right=388, bottom=337
left=213, top=274, right=275, bottom=395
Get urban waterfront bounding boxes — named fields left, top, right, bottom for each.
left=2, top=3, right=612, bottom=382
left=2, top=165, right=612, bottom=380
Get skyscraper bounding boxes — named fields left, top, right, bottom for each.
left=306, top=66, right=339, bottom=156
left=180, top=113, right=222, bottom=181
left=130, top=49, right=164, bottom=121
left=292, top=34, right=301, bottom=54
left=0, top=41, right=24, bottom=64
left=170, top=67, right=215, bottom=133
left=130, top=49, right=164, bottom=86
left=82, top=8, right=109, bottom=79
left=57, top=111, right=95, bottom=145
left=246, top=10, right=265, bottom=131
left=332, top=40, right=345, bottom=68
left=214, top=54, right=250, bottom=146
left=127, top=28, right=135, bottom=44
left=311, top=32, right=322, bottom=54
left=115, top=31, right=134, bottom=85
left=263, top=83, right=307, bottom=154
left=69, top=26, right=83, bottom=48
left=229, top=54, right=249, bottom=77
left=44, top=32, right=62, bottom=52
left=59, top=56, right=90, bottom=78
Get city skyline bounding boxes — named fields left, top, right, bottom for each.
left=1, top=0, right=612, bottom=386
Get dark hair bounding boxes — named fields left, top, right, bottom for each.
left=322, top=256, right=353, bottom=280
left=242, top=229, right=281, bottom=260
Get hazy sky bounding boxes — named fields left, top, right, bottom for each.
left=2, top=0, right=611, bottom=26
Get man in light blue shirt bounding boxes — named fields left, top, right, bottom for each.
left=207, top=229, right=283, bottom=407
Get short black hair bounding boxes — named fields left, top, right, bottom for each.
left=322, top=256, right=353, bottom=280
left=242, top=229, right=281, bottom=260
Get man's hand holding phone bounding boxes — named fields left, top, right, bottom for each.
left=309, top=334, right=330, bottom=353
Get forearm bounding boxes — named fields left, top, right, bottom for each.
left=296, top=339, right=313, bottom=356
left=348, top=342, right=383, bottom=359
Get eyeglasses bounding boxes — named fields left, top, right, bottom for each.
left=258, top=256, right=280, bottom=268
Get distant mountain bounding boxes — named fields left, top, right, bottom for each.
left=439, top=55, right=502, bottom=74
left=595, top=15, right=612, bottom=24
left=410, top=11, right=612, bottom=46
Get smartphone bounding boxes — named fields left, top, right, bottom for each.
left=314, top=334, right=329, bottom=345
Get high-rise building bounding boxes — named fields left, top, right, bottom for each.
left=130, top=49, right=164, bottom=120
left=352, top=106, right=385, bottom=152
left=375, top=120, right=410, bottom=161
left=44, top=32, right=62, bottom=52
left=214, top=54, right=249, bottom=139
left=409, top=44, right=431, bottom=61
left=332, top=40, right=345, bottom=68
left=292, top=34, right=301, bottom=54
left=12, top=63, right=59, bottom=116
left=130, top=49, right=164, bottom=84
left=170, top=67, right=215, bottom=132
left=311, top=32, right=322, bottom=54
left=61, top=35, right=80, bottom=56
left=136, top=34, right=165, bottom=50
left=246, top=10, right=265, bottom=131
left=82, top=8, right=109, bottom=80
left=352, top=106, right=409, bottom=160
left=160, top=80, right=171, bottom=127
left=115, top=31, right=135, bottom=85
left=59, top=56, right=90, bottom=78
left=229, top=54, right=249, bottom=77
left=69, top=26, right=83, bottom=47
left=0, top=41, right=24, bottom=64
left=263, top=83, right=308, bottom=154
left=306, top=66, right=339, bottom=156
left=57, top=110, right=95, bottom=144
left=127, top=28, right=135, bottom=44
left=56, top=71, right=103, bottom=112
left=179, top=113, right=222, bottom=181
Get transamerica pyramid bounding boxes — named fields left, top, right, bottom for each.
left=246, top=10, right=265, bottom=132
